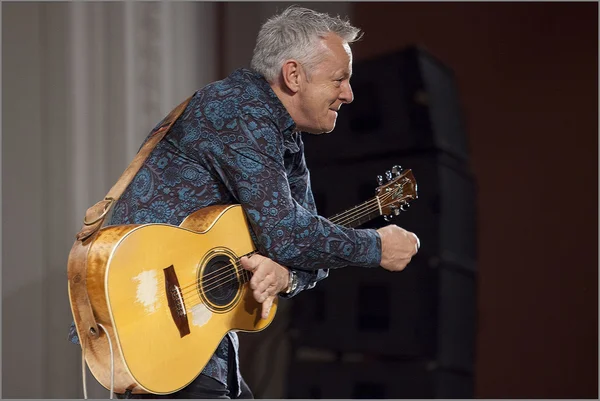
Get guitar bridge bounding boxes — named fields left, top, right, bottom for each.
left=171, top=287, right=187, bottom=317
left=164, top=265, right=190, bottom=338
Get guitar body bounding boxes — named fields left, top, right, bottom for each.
left=70, top=205, right=277, bottom=395
left=69, top=167, right=418, bottom=395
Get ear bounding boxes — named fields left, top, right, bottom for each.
left=281, top=60, right=302, bottom=93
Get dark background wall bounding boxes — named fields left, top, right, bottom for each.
left=7, top=2, right=593, bottom=399
left=350, top=2, right=597, bottom=398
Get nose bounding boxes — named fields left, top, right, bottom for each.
left=340, top=80, right=354, bottom=104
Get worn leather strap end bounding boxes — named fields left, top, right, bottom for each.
left=68, top=239, right=100, bottom=341
left=76, top=198, right=114, bottom=241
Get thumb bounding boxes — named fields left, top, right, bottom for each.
left=412, top=233, right=420, bottom=250
left=239, top=256, right=255, bottom=271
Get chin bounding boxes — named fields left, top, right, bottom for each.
left=301, top=117, right=337, bottom=134
left=312, top=125, right=336, bottom=135
left=321, top=117, right=337, bottom=133
left=325, top=121, right=337, bottom=133
left=302, top=125, right=335, bottom=135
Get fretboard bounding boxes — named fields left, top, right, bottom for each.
left=328, top=197, right=381, bottom=228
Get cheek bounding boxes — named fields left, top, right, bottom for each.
left=330, top=88, right=342, bottom=103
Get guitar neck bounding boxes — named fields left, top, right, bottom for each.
left=327, top=197, right=381, bottom=228
left=237, top=197, right=381, bottom=283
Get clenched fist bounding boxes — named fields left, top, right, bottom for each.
left=239, top=254, right=290, bottom=319
left=377, top=224, right=420, bottom=272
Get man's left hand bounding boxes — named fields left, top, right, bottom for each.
left=239, top=254, right=290, bottom=319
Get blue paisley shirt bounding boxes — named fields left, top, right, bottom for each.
left=68, top=68, right=382, bottom=394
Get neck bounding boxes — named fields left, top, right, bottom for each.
left=270, top=80, right=306, bottom=130
left=271, top=80, right=294, bottom=110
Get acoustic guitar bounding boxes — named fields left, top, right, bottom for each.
left=69, top=165, right=417, bottom=395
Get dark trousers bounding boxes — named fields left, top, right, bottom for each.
left=118, top=340, right=253, bottom=399
left=118, top=375, right=253, bottom=399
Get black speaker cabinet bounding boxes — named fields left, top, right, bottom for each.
left=286, top=360, right=474, bottom=399
left=307, top=152, right=477, bottom=270
left=289, top=257, right=476, bottom=373
left=287, top=45, right=477, bottom=399
left=288, top=153, right=477, bottom=372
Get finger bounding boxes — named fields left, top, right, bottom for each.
left=248, top=260, right=270, bottom=290
left=257, top=280, right=279, bottom=299
left=399, top=257, right=411, bottom=271
left=266, top=279, right=279, bottom=295
left=253, top=272, right=278, bottom=294
left=256, top=288, right=273, bottom=304
left=240, top=254, right=266, bottom=272
left=412, top=233, right=420, bottom=250
left=239, top=256, right=253, bottom=271
left=253, top=289, right=266, bottom=303
left=261, top=296, right=274, bottom=319
left=250, top=269, right=271, bottom=290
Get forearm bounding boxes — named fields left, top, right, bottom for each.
left=248, top=198, right=382, bottom=271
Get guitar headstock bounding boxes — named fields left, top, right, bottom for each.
left=375, top=165, right=418, bottom=222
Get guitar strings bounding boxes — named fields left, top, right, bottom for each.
left=174, top=195, right=402, bottom=310
left=328, top=180, right=409, bottom=225
left=176, top=197, right=382, bottom=299
left=157, top=187, right=407, bottom=310
left=168, top=254, right=252, bottom=301
left=172, top=190, right=402, bottom=303
left=175, top=193, right=389, bottom=296
left=166, top=189, right=401, bottom=303
left=179, top=189, right=398, bottom=295
left=330, top=197, right=379, bottom=225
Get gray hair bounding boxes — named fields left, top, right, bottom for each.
left=250, top=5, right=362, bottom=83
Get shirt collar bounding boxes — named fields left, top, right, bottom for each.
left=231, top=68, right=299, bottom=153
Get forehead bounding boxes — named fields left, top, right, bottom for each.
left=316, top=34, right=353, bottom=73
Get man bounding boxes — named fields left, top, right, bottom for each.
left=69, top=5, right=419, bottom=399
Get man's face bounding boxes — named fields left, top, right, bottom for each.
left=295, top=33, right=354, bottom=134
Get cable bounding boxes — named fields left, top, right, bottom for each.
left=98, top=323, right=115, bottom=399
left=81, top=336, right=88, bottom=400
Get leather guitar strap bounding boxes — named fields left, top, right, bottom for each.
left=67, top=95, right=192, bottom=344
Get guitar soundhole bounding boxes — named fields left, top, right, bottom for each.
left=201, top=255, right=240, bottom=309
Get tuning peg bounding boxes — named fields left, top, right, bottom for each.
left=383, top=214, right=393, bottom=222
left=385, top=170, right=393, bottom=181
left=392, top=165, right=403, bottom=176
left=377, top=175, right=384, bottom=185
left=394, top=208, right=401, bottom=216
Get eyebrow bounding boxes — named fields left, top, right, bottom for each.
left=334, top=70, right=351, bottom=80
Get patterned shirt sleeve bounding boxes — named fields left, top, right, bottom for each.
left=196, top=112, right=382, bottom=272
left=279, top=135, right=329, bottom=297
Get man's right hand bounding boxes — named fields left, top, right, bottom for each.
left=376, top=224, right=420, bottom=272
